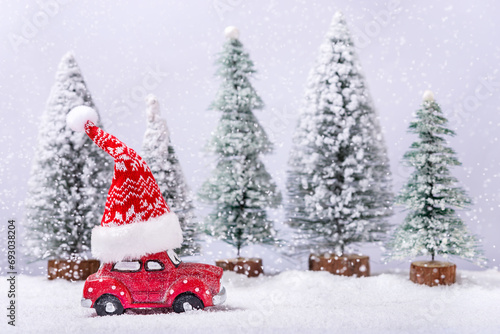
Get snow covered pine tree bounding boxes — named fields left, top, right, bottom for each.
left=142, top=94, right=200, bottom=256
left=385, top=90, right=484, bottom=286
left=286, top=12, right=393, bottom=276
left=198, top=27, right=281, bottom=276
left=25, top=52, right=111, bottom=280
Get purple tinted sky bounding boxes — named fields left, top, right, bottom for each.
left=1, top=0, right=499, bottom=273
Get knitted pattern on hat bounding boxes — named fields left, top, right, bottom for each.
left=84, top=121, right=183, bottom=263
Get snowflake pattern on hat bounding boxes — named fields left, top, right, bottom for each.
left=86, top=123, right=170, bottom=227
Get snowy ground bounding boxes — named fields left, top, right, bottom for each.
left=2, top=269, right=500, bottom=334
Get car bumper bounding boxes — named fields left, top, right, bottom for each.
left=81, top=297, right=92, bottom=308
left=212, top=286, right=226, bottom=306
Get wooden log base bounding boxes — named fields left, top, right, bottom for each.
left=47, top=259, right=100, bottom=281
left=215, top=258, right=263, bottom=277
left=309, top=253, right=370, bottom=277
left=410, top=261, right=456, bottom=286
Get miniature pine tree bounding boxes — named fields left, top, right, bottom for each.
left=286, top=12, right=393, bottom=256
left=385, top=91, right=483, bottom=263
left=25, top=52, right=111, bottom=261
left=142, top=94, right=200, bottom=256
left=198, top=27, right=282, bottom=257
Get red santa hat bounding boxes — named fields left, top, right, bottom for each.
left=67, top=106, right=183, bottom=263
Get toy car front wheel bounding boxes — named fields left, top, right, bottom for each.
left=94, top=294, right=124, bottom=316
left=173, top=293, right=204, bottom=313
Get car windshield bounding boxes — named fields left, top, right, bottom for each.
left=167, top=249, right=181, bottom=267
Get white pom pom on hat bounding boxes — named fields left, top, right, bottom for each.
left=67, top=105, right=98, bottom=132
left=422, top=90, right=435, bottom=102
left=224, top=26, right=240, bottom=40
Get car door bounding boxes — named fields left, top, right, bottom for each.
left=144, top=259, right=172, bottom=303
left=111, top=260, right=148, bottom=303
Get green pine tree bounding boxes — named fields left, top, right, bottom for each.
left=142, top=94, right=200, bottom=256
left=385, top=91, right=484, bottom=263
left=198, top=27, right=282, bottom=257
left=25, top=52, right=111, bottom=261
left=286, top=12, right=393, bottom=256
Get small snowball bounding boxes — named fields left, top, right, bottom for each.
left=67, top=105, right=98, bottom=132
left=146, top=93, right=158, bottom=106
left=146, top=94, right=161, bottom=122
left=224, top=26, right=240, bottom=39
left=422, top=90, right=434, bottom=102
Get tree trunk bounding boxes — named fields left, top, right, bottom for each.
left=47, top=259, right=100, bottom=281
left=215, top=257, right=263, bottom=277
left=309, top=253, right=370, bottom=277
left=410, top=261, right=456, bottom=286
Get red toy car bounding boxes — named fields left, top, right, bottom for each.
left=81, top=249, right=226, bottom=316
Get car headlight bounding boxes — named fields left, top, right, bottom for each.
left=212, top=286, right=226, bottom=306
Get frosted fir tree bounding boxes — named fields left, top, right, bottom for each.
left=142, top=94, right=200, bottom=256
left=286, top=12, right=393, bottom=256
left=25, top=52, right=111, bottom=261
left=199, top=27, right=282, bottom=257
left=385, top=91, right=483, bottom=263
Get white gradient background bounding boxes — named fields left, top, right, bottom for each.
left=0, top=0, right=499, bottom=274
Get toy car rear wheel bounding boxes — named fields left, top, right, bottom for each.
left=173, top=293, right=204, bottom=313
left=94, top=294, right=124, bottom=316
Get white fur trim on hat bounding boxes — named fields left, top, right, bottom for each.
left=91, top=212, right=183, bottom=263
